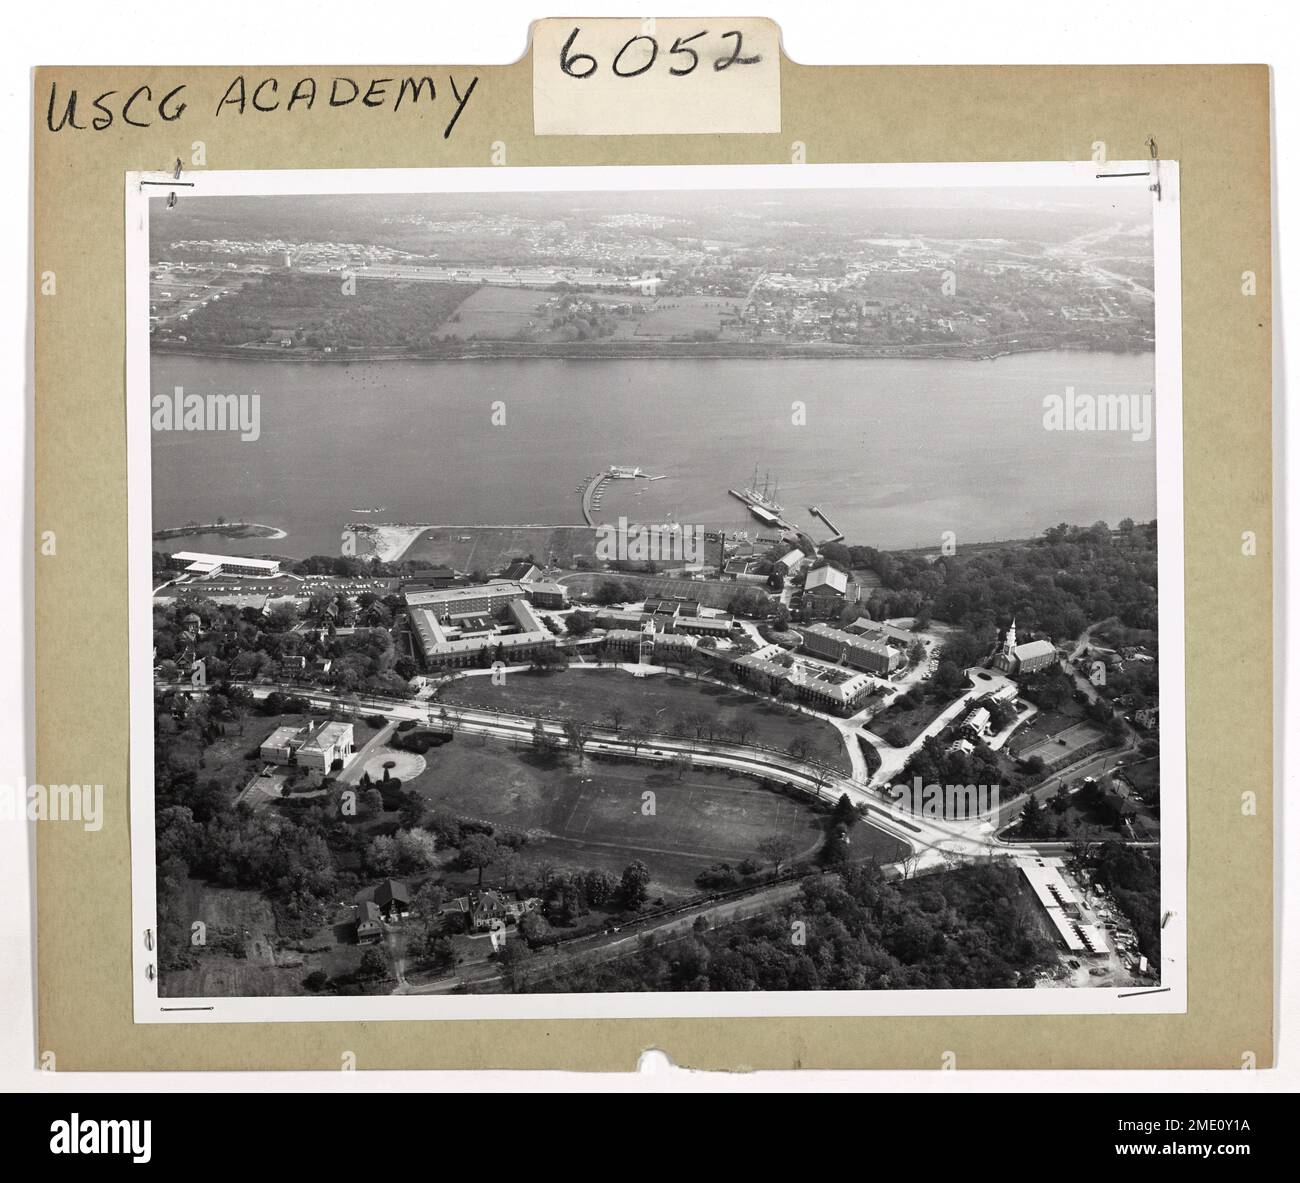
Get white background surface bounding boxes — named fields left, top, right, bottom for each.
left=1, top=0, right=1293, bottom=1091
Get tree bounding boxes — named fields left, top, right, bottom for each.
left=594, top=579, right=629, bottom=606
left=518, top=910, right=551, bottom=946
left=366, top=834, right=398, bottom=876
left=423, top=935, right=457, bottom=971
left=606, top=705, right=627, bottom=733
left=565, top=611, right=594, bottom=636
left=562, top=717, right=593, bottom=765
left=620, top=860, right=651, bottom=909
left=411, top=880, right=446, bottom=934
left=731, top=716, right=755, bottom=747
left=361, top=787, right=385, bottom=818
left=757, top=834, right=798, bottom=875
left=357, top=945, right=389, bottom=981
left=583, top=868, right=618, bottom=906
left=531, top=718, right=557, bottom=755
left=459, top=833, right=498, bottom=888
left=1019, top=793, right=1046, bottom=838
left=619, top=720, right=648, bottom=757
left=833, top=792, right=857, bottom=826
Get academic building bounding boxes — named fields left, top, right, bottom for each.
left=800, top=623, right=903, bottom=676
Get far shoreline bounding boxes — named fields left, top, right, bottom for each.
left=151, top=341, right=1154, bottom=366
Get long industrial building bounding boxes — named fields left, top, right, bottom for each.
left=171, top=550, right=282, bottom=578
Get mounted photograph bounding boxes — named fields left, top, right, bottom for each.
left=126, top=161, right=1185, bottom=1022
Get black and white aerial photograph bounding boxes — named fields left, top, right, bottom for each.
left=132, top=164, right=1182, bottom=1016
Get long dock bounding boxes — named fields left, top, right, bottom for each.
left=581, top=472, right=611, bottom=526
left=729, top=488, right=795, bottom=532
left=810, top=506, right=845, bottom=543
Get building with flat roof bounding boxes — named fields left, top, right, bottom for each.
left=520, top=580, right=569, bottom=608
left=404, top=581, right=528, bottom=618
left=171, top=551, right=282, bottom=578
left=260, top=720, right=354, bottom=771
left=671, top=614, right=735, bottom=638
left=1020, top=861, right=1109, bottom=956
left=845, top=617, right=916, bottom=649
left=801, top=623, right=903, bottom=675
left=594, top=608, right=648, bottom=630
left=408, top=605, right=556, bottom=669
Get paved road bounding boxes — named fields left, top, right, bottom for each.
left=190, top=676, right=1010, bottom=874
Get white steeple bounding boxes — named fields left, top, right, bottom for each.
left=1005, top=617, right=1018, bottom=654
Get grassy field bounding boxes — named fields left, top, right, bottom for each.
left=632, top=295, right=744, bottom=338
left=404, top=733, right=901, bottom=897
left=869, top=693, right=958, bottom=747
left=561, top=572, right=770, bottom=612
left=402, top=525, right=600, bottom=570
left=434, top=285, right=549, bottom=339
left=436, top=668, right=851, bottom=771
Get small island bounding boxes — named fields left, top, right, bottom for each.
left=153, top=519, right=287, bottom=542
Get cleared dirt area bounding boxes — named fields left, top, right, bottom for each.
left=437, top=667, right=850, bottom=771
left=402, top=525, right=599, bottom=570
left=159, top=883, right=308, bottom=998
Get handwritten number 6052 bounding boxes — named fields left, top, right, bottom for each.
left=559, top=26, right=760, bottom=79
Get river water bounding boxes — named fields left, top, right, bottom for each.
left=150, top=349, right=1156, bottom=558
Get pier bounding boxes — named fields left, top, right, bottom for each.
left=580, top=472, right=611, bottom=526
left=810, top=505, right=845, bottom=543
left=729, top=488, right=796, bottom=532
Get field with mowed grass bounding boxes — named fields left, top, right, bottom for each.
left=436, top=667, right=851, bottom=772
left=403, top=732, right=904, bottom=897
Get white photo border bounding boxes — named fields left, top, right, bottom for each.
left=126, top=161, right=1186, bottom=1024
